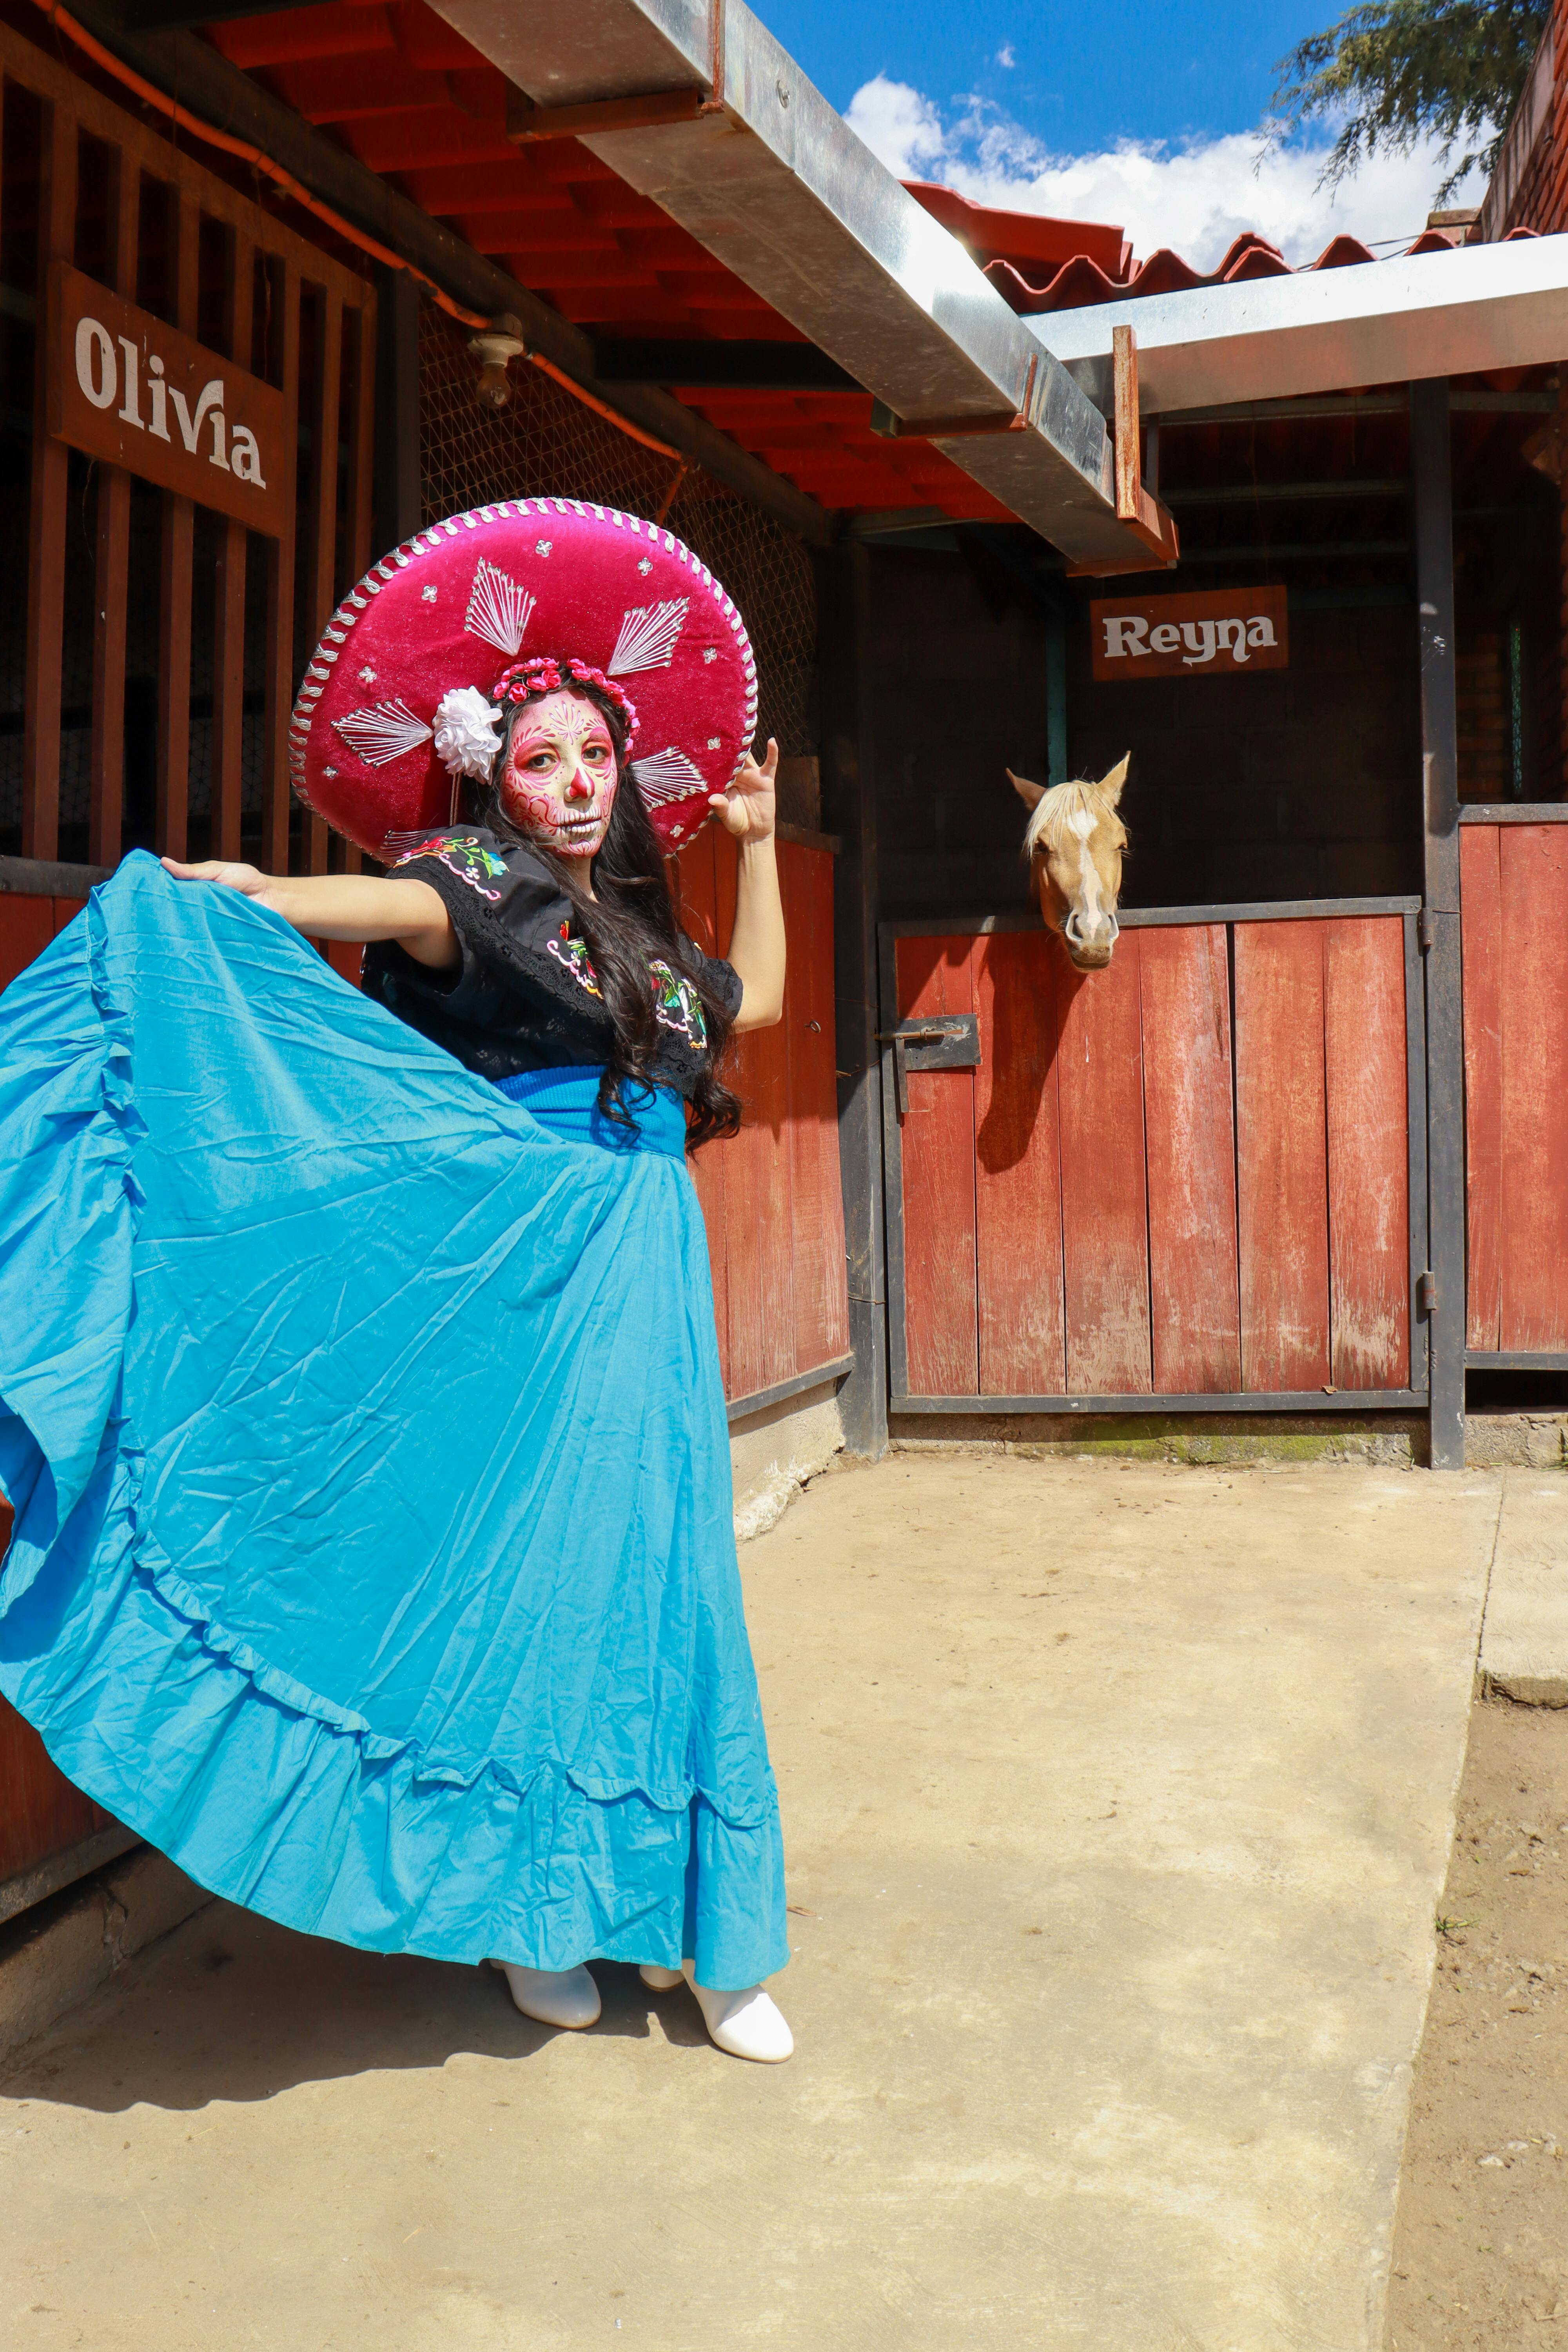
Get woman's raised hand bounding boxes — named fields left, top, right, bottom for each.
left=709, top=737, right=778, bottom=845
left=162, top=858, right=270, bottom=897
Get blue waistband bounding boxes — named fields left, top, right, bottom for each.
left=492, top=1065, right=687, bottom=1159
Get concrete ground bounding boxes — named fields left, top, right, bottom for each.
left=0, top=1456, right=1504, bottom=2352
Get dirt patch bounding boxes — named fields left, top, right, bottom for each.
left=1388, top=1700, right=1568, bottom=2349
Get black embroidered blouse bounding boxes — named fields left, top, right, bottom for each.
left=362, top=826, right=741, bottom=1097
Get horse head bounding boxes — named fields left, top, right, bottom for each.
left=1006, top=755, right=1129, bottom=973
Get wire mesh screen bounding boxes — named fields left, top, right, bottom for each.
left=418, top=308, right=817, bottom=761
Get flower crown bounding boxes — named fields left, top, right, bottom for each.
left=493, top=657, right=640, bottom=744
left=431, top=655, right=641, bottom=785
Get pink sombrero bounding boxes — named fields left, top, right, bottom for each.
left=289, top=500, right=759, bottom=858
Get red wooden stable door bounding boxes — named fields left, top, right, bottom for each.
left=1462, top=821, right=1568, bottom=1356
left=884, top=911, right=1417, bottom=1406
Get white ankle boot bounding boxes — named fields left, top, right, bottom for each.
left=490, top=1959, right=601, bottom=2029
left=639, top=1960, right=793, bottom=2063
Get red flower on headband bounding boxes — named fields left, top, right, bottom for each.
left=493, top=655, right=640, bottom=748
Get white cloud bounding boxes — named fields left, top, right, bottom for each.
left=996, top=42, right=1016, bottom=70
left=843, top=73, right=1493, bottom=270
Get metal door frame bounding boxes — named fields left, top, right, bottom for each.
left=878, top=896, right=1431, bottom=1416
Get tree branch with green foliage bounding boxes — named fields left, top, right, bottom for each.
left=1272, top=1, right=1548, bottom=201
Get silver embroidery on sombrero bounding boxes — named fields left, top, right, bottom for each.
left=628, top=746, right=708, bottom=808
left=464, top=559, right=535, bottom=659
left=332, top=699, right=433, bottom=768
left=608, top=598, right=689, bottom=676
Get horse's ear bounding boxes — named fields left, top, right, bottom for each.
left=1098, top=753, right=1130, bottom=806
left=1007, top=767, right=1045, bottom=811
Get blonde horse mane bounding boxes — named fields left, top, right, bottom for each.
left=1021, top=777, right=1116, bottom=862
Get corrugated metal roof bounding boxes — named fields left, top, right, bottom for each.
left=913, top=197, right=1542, bottom=319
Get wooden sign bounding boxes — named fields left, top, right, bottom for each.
left=1090, top=584, right=1288, bottom=681
left=46, top=261, right=288, bottom=537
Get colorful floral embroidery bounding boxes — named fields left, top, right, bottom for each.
left=394, top=834, right=508, bottom=900
left=649, top=958, right=708, bottom=1047
left=545, top=932, right=707, bottom=1045
left=546, top=932, right=604, bottom=999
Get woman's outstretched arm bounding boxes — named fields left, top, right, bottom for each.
left=161, top=860, right=458, bottom=970
left=711, top=739, right=785, bottom=1031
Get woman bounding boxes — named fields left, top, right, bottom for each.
left=0, top=502, right=794, bottom=2063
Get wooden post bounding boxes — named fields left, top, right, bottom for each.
left=89, top=143, right=137, bottom=870
left=341, top=292, right=377, bottom=874
left=1412, top=376, right=1466, bottom=1470
left=304, top=285, right=343, bottom=874
left=212, top=228, right=252, bottom=863
left=22, top=100, right=77, bottom=862
left=262, top=256, right=300, bottom=875
left=1046, top=606, right=1068, bottom=788
left=817, top=541, right=887, bottom=1456
left=1112, top=322, right=1140, bottom=522
left=155, top=188, right=198, bottom=862
left=373, top=265, right=421, bottom=549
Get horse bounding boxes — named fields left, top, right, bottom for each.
left=1005, top=754, right=1129, bottom=972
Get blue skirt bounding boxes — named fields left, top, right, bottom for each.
left=0, top=857, right=787, bottom=1989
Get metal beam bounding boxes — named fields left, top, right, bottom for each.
left=1035, top=239, right=1568, bottom=417
left=57, top=0, right=834, bottom=545
left=1160, top=388, right=1557, bottom=427
left=1412, top=377, right=1466, bottom=1471
left=425, top=0, right=1170, bottom=568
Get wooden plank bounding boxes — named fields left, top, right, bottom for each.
left=678, top=827, right=730, bottom=1392
left=1498, top=825, right=1568, bottom=1350
left=1325, top=917, right=1410, bottom=1388
left=1460, top=824, right=1504, bottom=1352
left=155, top=188, right=198, bottom=863
left=88, top=144, right=138, bottom=869
left=782, top=842, right=849, bottom=1375
left=0, top=1694, right=111, bottom=1884
left=340, top=292, right=376, bottom=877
left=1234, top=921, right=1331, bottom=1391
left=262, top=258, right=301, bottom=875
left=1055, top=938, right=1151, bottom=1393
left=52, top=895, right=86, bottom=934
left=22, top=97, right=78, bottom=862
left=0, top=897, right=54, bottom=992
left=896, top=934, right=979, bottom=1396
left=719, top=830, right=795, bottom=1401
left=212, top=229, right=252, bottom=864
left=973, top=929, right=1065, bottom=1396
left=304, top=287, right=343, bottom=878
left=1140, top=924, right=1241, bottom=1392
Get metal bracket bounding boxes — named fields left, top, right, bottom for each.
left=1417, top=907, right=1437, bottom=951
left=877, top=1014, right=981, bottom=1116
left=869, top=356, right=1041, bottom=443
left=507, top=0, right=726, bottom=141
left=1417, top=1269, right=1439, bottom=1315
left=1065, top=323, right=1181, bottom=576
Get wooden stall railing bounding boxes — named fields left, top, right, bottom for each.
left=0, top=17, right=375, bottom=877
left=1461, top=809, right=1568, bottom=1365
left=881, top=902, right=1428, bottom=1412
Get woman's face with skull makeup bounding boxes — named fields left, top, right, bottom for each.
left=499, top=688, right=619, bottom=857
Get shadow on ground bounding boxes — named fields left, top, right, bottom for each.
left=5, top=1912, right=713, bottom=2112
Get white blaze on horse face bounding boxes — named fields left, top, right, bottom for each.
left=1062, top=803, right=1118, bottom=959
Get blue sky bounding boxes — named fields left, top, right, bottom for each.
left=758, top=1, right=1495, bottom=268
left=762, top=2, right=1332, bottom=152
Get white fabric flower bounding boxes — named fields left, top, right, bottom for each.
left=432, top=685, right=503, bottom=780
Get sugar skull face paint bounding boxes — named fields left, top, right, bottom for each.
left=498, top=689, right=618, bottom=857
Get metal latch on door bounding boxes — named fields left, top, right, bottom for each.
left=877, top=1015, right=981, bottom=1117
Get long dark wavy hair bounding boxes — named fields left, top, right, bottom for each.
left=467, top=678, right=742, bottom=1152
